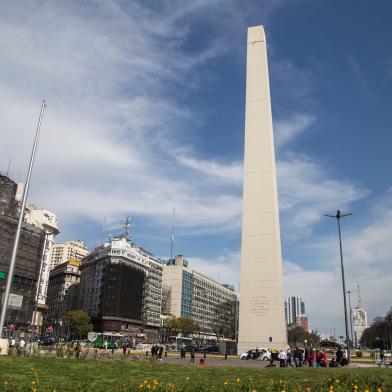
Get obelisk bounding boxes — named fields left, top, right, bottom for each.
left=238, top=26, right=287, bottom=352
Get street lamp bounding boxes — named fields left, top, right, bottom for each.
left=347, top=290, right=354, bottom=348
left=325, top=210, right=351, bottom=363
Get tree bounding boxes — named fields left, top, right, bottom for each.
left=165, top=316, right=200, bottom=337
left=287, top=324, right=320, bottom=347
left=360, top=307, right=392, bottom=349
left=63, top=311, right=91, bottom=340
left=211, top=300, right=237, bottom=339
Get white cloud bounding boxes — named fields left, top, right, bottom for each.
left=274, top=113, right=316, bottom=146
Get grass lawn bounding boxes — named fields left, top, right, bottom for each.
left=0, top=357, right=391, bottom=391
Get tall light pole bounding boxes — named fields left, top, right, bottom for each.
left=325, top=209, right=351, bottom=363
left=0, top=100, right=46, bottom=337
left=347, top=290, right=354, bottom=348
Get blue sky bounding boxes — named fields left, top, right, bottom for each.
left=1, top=0, right=391, bottom=335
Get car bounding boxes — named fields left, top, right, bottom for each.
left=240, top=348, right=271, bottom=360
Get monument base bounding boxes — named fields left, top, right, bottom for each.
left=0, top=338, right=9, bottom=356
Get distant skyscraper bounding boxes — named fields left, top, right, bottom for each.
left=238, top=26, right=287, bottom=352
left=285, top=296, right=306, bottom=325
left=50, top=240, right=89, bottom=270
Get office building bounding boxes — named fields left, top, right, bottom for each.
left=162, top=255, right=238, bottom=334
left=238, top=26, right=287, bottom=352
left=79, top=236, right=163, bottom=335
left=0, top=174, right=46, bottom=331
left=295, top=315, right=309, bottom=331
left=50, top=240, right=89, bottom=270
left=285, top=296, right=306, bottom=325
left=24, top=204, right=60, bottom=330
left=45, top=258, right=81, bottom=325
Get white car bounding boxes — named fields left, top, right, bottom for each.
left=240, top=348, right=271, bottom=360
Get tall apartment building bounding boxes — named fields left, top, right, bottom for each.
left=50, top=240, right=89, bottom=270
left=79, top=236, right=163, bottom=335
left=45, top=258, right=81, bottom=324
left=24, top=204, right=60, bottom=330
left=285, top=296, right=306, bottom=325
left=162, top=255, right=238, bottom=334
left=0, top=174, right=46, bottom=331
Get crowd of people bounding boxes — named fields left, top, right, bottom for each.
left=151, top=344, right=165, bottom=360
left=276, top=346, right=349, bottom=368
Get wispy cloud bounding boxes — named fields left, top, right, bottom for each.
left=274, top=113, right=316, bottom=147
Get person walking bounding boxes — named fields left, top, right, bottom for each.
left=180, top=347, right=186, bottom=359
left=190, top=349, right=195, bottom=364
left=75, top=342, right=81, bottom=358
left=278, top=350, right=287, bottom=368
left=286, top=348, right=294, bottom=367
left=18, top=338, right=26, bottom=356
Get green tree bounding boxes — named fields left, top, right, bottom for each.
left=287, top=324, right=320, bottom=347
left=211, top=300, right=237, bottom=339
left=63, top=311, right=91, bottom=340
left=166, top=316, right=199, bottom=337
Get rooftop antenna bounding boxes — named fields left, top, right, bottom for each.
left=123, top=216, right=130, bottom=239
left=102, top=216, right=106, bottom=243
left=170, top=207, right=175, bottom=260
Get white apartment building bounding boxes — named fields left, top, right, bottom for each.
left=79, top=236, right=163, bottom=333
left=162, top=255, right=238, bottom=334
left=24, top=204, right=60, bottom=329
left=50, top=240, right=89, bottom=270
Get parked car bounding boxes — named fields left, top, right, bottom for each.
left=240, top=348, right=271, bottom=360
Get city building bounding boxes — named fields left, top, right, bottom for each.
left=238, top=25, right=287, bottom=352
left=24, top=204, right=60, bottom=330
left=285, top=296, right=306, bottom=325
left=79, top=236, right=163, bottom=336
left=45, top=258, right=81, bottom=326
left=162, top=255, right=238, bottom=335
left=295, top=315, right=309, bottom=331
left=50, top=240, right=89, bottom=270
left=352, top=287, right=368, bottom=347
left=0, top=174, right=46, bottom=332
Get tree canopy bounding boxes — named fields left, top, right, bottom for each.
left=165, top=316, right=200, bottom=337
left=360, top=307, right=392, bottom=349
left=287, top=324, right=320, bottom=347
left=63, top=310, right=91, bottom=339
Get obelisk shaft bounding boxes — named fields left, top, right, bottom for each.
left=238, top=26, right=287, bottom=353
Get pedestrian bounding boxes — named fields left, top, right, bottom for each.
left=180, top=347, right=186, bottom=359
left=379, top=350, right=386, bottom=367
left=293, top=347, right=300, bottom=368
left=286, top=348, right=294, bottom=367
left=336, top=346, right=344, bottom=366
left=278, top=350, right=287, bottom=368
left=75, top=342, right=81, bottom=358
left=190, top=349, right=195, bottom=364
left=298, top=348, right=303, bottom=367
left=122, top=342, right=128, bottom=356
left=158, top=345, right=164, bottom=360
left=304, top=348, right=309, bottom=366
left=18, top=338, right=26, bottom=355
left=103, top=340, right=108, bottom=351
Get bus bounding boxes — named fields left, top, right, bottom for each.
left=91, top=332, right=128, bottom=349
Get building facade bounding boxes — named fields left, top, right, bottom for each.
left=24, top=204, right=60, bottom=330
left=0, top=174, right=46, bottom=332
left=285, top=296, right=306, bottom=325
left=79, top=237, right=163, bottom=334
left=45, top=258, right=81, bottom=325
left=162, top=255, right=238, bottom=334
left=50, top=240, right=89, bottom=270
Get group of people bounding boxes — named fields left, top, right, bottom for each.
left=151, top=344, right=165, bottom=360
left=8, top=337, right=26, bottom=355
left=179, top=347, right=196, bottom=363
left=276, top=346, right=348, bottom=368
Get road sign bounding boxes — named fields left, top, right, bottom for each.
left=88, top=332, right=97, bottom=342
left=0, top=272, right=6, bottom=280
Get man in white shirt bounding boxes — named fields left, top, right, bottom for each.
left=278, top=350, right=287, bottom=368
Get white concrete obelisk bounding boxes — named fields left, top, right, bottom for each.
left=238, top=26, right=287, bottom=352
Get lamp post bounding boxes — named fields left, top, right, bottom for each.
left=325, top=210, right=351, bottom=363
left=0, top=100, right=46, bottom=337
left=347, top=290, right=354, bottom=349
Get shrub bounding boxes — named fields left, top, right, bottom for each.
left=356, top=351, right=363, bottom=357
